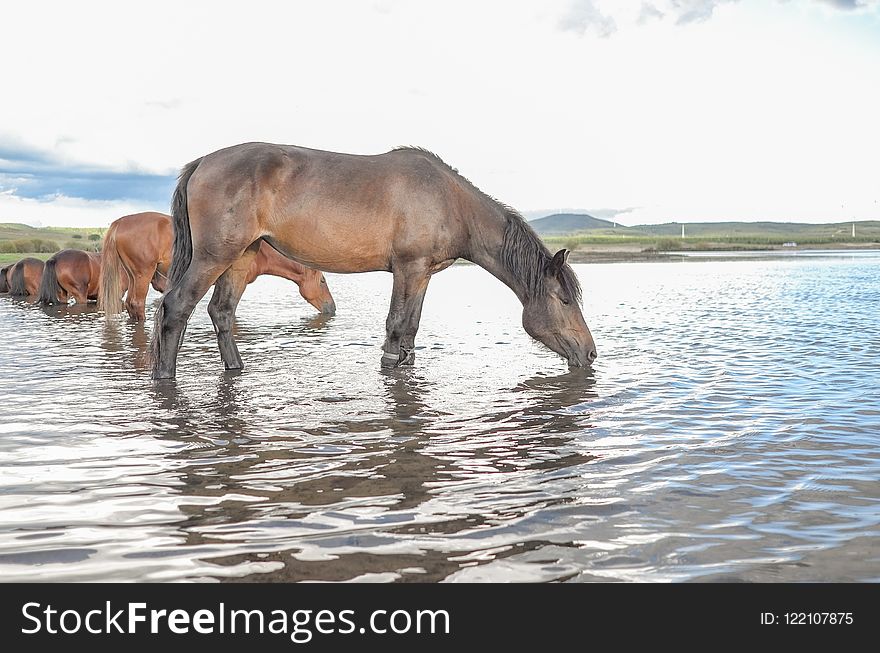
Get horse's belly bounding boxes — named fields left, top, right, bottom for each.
left=300, top=252, right=389, bottom=274
left=265, top=223, right=392, bottom=273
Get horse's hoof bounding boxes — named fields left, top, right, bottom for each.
left=381, top=348, right=415, bottom=367
left=399, top=349, right=415, bottom=366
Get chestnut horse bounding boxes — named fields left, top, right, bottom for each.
left=152, top=142, right=597, bottom=379
left=8, top=257, right=44, bottom=297
left=38, top=249, right=103, bottom=305
left=99, top=212, right=173, bottom=321
left=101, top=211, right=335, bottom=322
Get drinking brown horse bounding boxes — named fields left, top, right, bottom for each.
left=8, top=257, right=45, bottom=297
left=245, top=239, right=337, bottom=316
left=102, top=211, right=336, bottom=322
left=99, top=211, right=173, bottom=321
left=152, top=142, right=597, bottom=379
left=38, top=249, right=103, bottom=305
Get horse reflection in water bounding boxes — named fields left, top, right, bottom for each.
left=100, top=319, right=152, bottom=371
left=100, top=285, right=334, bottom=374
left=144, top=369, right=597, bottom=582
left=36, top=302, right=100, bottom=319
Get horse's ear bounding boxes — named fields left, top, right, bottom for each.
left=547, top=249, right=570, bottom=276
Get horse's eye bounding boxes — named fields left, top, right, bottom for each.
left=560, top=296, right=570, bottom=306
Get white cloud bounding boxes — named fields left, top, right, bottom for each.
left=559, top=0, right=618, bottom=37
left=0, top=191, right=157, bottom=228
left=0, top=0, right=878, bottom=226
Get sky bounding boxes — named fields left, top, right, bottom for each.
left=1, top=0, right=878, bottom=227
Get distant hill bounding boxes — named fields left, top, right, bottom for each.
left=528, top=213, right=619, bottom=235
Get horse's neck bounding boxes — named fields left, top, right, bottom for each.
left=252, top=247, right=304, bottom=283
left=466, top=215, right=530, bottom=304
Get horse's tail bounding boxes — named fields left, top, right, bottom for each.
left=0, top=266, right=10, bottom=293
left=151, top=156, right=203, bottom=371
left=99, top=222, right=124, bottom=314
left=37, top=257, right=62, bottom=305
left=9, top=261, right=28, bottom=296
left=166, top=157, right=202, bottom=290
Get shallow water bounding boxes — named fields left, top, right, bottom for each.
left=1, top=253, right=878, bottom=582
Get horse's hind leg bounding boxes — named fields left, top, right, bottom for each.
left=382, top=260, right=431, bottom=367
left=153, top=261, right=232, bottom=379
left=70, top=284, right=88, bottom=305
left=125, top=273, right=153, bottom=321
left=207, top=246, right=258, bottom=370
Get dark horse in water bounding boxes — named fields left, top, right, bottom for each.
left=0, top=265, right=11, bottom=293
left=38, top=249, right=102, bottom=305
left=102, top=211, right=336, bottom=322
left=7, top=257, right=45, bottom=297
left=152, top=143, right=597, bottom=379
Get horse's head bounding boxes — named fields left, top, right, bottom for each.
left=298, top=268, right=336, bottom=315
left=521, top=249, right=597, bottom=367
left=0, top=265, right=10, bottom=293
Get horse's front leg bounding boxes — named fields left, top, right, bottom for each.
left=382, top=261, right=431, bottom=367
left=398, top=280, right=430, bottom=366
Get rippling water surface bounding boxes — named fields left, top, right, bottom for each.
left=1, top=252, right=879, bottom=582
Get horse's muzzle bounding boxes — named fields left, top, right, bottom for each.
left=567, top=347, right=598, bottom=368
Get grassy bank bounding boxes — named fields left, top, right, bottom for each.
left=543, top=233, right=880, bottom=263
left=0, top=252, right=55, bottom=265
left=540, top=219, right=880, bottom=256
left=0, top=223, right=104, bottom=267
left=0, top=223, right=104, bottom=257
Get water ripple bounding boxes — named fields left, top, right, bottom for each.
left=1, top=254, right=879, bottom=581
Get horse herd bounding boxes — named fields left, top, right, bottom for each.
left=2, top=142, right=598, bottom=379
left=0, top=211, right=336, bottom=318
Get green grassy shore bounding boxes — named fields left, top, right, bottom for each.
left=545, top=235, right=880, bottom=263
left=0, top=223, right=104, bottom=265
left=541, top=219, right=880, bottom=262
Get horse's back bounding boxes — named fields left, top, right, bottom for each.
left=113, top=211, right=172, bottom=268
left=187, top=143, right=470, bottom=272
left=115, top=211, right=171, bottom=238
left=53, top=248, right=89, bottom=265
left=22, top=257, right=44, bottom=295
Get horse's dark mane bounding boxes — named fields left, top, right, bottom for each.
left=499, top=208, right=582, bottom=303
left=392, top=146, right=582, bottom=303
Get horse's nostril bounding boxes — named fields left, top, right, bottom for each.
left=587, top=350, right=598, bottom=362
